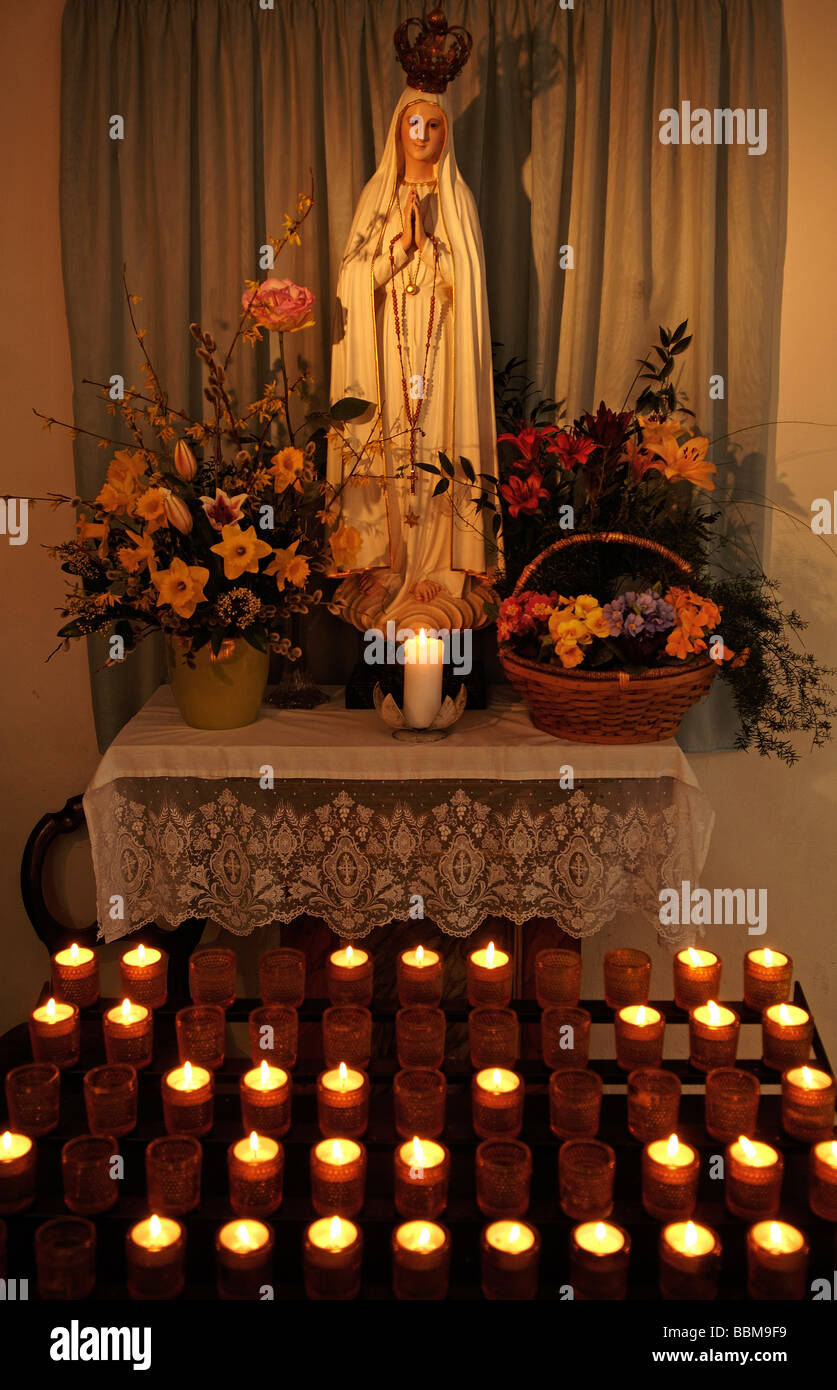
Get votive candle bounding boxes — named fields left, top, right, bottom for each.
left=603, top=948, right=650, bottom=1010
left=103, top=998, right=153, bottom=1068
left=62, top=1135, right=119, bottom=1215
left=393, top=1220, right=451, bottom=1300
left=317, top=1063, right=369, bottom=1138
left=84, top=1063, right=138, bottom=1137
left=35, top=1216, right=96, bottom=1300
left=398, top=945, right=442, bottom=1006
left=304, top=1216, right=362, bottom=1300
left=481, top=1219, right=540, bottom=1300
left=541, top=1005, right=591, bottom=1070
left=393, top=1068, right=446, bottom=1140
left=467, top=940, right=512, bottom=1007
left=126, top=1215, right=185, bottom=1300
left=570, top=1221, right=630, bottom=1300
left=475, top=1139, right=532, bottom=1219
left=726, top=1137, right=783, bottom=1220
left=52, top=942, right=98, bottom=1010
left=176, top=1004, right=226, bottom=1070
left=29, top=998, right=79, bottom=1070
left=215, top=1219, right=273, bottom=1300
left=248, top=1004, right=298, bottom=1070
left=161, top=1061, right=214, bottom=1137
left=324, top=1005, right=373, bottom=1070
left=397, top=1006, right=446, bottom=1069
left=468, top=1006, right=518, bottom=1070
left=746, top=1220, right=808, bottom=1300
left=5, top=1062, right=60, bottom=1136
left=240, top=1061, right=291, bottom=1138
left=258, top=946, right=306, bottom=1007
left=145, top=1136, right=202, bottom=1216
left=762, top=1003, right=812, bottom=1071
left=395, top=1137, right=450, bottom=1220
left=189, top=947, right=237, bottom=1009
left=627, top=1068, right=681, bottom=1142
left=311, top=1138, right=367, bottom=1218
left=743, top=948, right=791, bottom=1012
left=327, top=945, right=373, bottom=1006
left=120, top=944, right=167, bottom=1010
left=781, top=1066, right=835, bottom=1142
left=534, top=947, right=581, bottom=1007
left=615, top=1004, right=665, bottom=1071
left=689, top=1000, right=740, bottom=1071
left=704, top=1067, right=760, bottom=1142
left=659, top=1220, right=721, bottom=1300
left=673, top=947, right=721, bottom=1011
left=0, top=1131, right=36, bottom=1213
left=642, top=1134, right=700, bottom=1220
left=809, top=1140, right=837, bottom=1221
left=558, top=1139, right=615, bottom=1221
left=549, top=1068, right=602, bottom=1139
left=472, top=1068, right=524, bottom=1139
left=228, top=1132, right=283, bottom=1217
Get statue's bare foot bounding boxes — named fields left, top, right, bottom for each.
left=410, top=579, right=444, bottom=603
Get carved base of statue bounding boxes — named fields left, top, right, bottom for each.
left=331, top=571, right=497, bottom=634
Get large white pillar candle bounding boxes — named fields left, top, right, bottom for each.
left=403, top=629, right=444, bottom=729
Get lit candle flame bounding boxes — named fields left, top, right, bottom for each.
left=70, top=942, right=80, bottom=961
left=707, top=1000, right=721, bottom=1026
left=764, top=947, right=773, bottom=966
left=768, top=1222, right=782, bottom=1246
left=492, top=1068, right=502, bottom=1092
left=594, top=1222, right=606, bottom=1244
left=416, top=945, right=425, bottom=965
left=779, top=1004, right=791, bottom=1024
left=509, top=1224, right=520, bottom=1244
left=739, top=1135, right=756, bottom=1160
left=684, top=1221, right=698, bottom=1250
left=419, top=628, right=427, bottom=652
left=413, top=1136, right=425, bottom=1166
left=121, top=998, right=132, bottom=1019
left=418, top=1225, right=430, bottom=1249
left=184, top=1061, right=193, bottom=1087
left=486, top=941, right=495, bottom=968
left=636, top=1005, right=647, bottom=1026
left=802, top=1066, right=813, bottom=1088
left=687, top=947, right=701, bottom=966
left=329, top=1216, right=342, bottom=1245
left=237, top=1223, right=251, bottom=1249
left=149, top=1214, right=161, bottom=1241
left=339, top=1062, right=348, bottom=1090
left=666, top=1133, right=680, bottom=1160
left=260, top=1060, right=270, bottom=1085
left=1, top=1132, right=10, bottom=1152
left=345, top=945, right=354, bottom=964
left=332, top=1141, right=343, bottom=1162
left=46, top=998, right=56, bottom=1019
left=249, top=1131, right=259, bottom=1153
left=138, top=943, right=146, bottom=963
left=831, top=1142, right=837, bottom=1161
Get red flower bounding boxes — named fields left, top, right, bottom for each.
left=498, top=424, right=559, bottom=472
left=545, top=430, right=597, bottom=470
left=499, top=472, right=550, bottom=518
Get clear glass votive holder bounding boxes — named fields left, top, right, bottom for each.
left=762, top=1005, right=813, bottom=1071
left=781, top=1067, right=836, bottom=1142
left=5, top=1062, right=60, bottom=1136
left=103, top=1001, right=153, bottom=1068
left=84, top=1064, right=138, bottom=1137
left=541, top=1005, right=591, bottom=1070
left=475, top=1139, right=532, bottom=1218
left=569, top=1222, right=631, bottom=1299
left=469, top=1007, right=518, bottom=1070
left=228, top=1135, right=284, bottom=1217
left=304, top=1218, right=363, bottom=1300
left=394, top=1138, right=450, bottom=1220
left=398, top=947, right=443, bottom=1006
left=704, top=1066, right=760, bottom=1142
left=481, top=1220, right=540, bottom=1300
left=161, top=1064, right=214, bottom=1137
left=120, top=945, right=168, bottom=1010
left=324, top=1005, right=373, bottom=1070
left=627, top=1068, right=681, bottom=1142
left=743, top=949, right=792, bottom=1012
left=809, top=1142, right=837, bottom=1221
left=534, top=947, right=581, bottom=1007
left=672, top=949, right=722, bottom=1011
left=0, top=1133, right=36, bottom=1212
left=467, top=943, right=512, bottom=1007
left=62, top=1135, right=119, bottom=1215
left=725, top=1140, right=783, bottom=1220
left=311, top=1138, right=367, bottom=1217
left=215, top=1219, right=274, bottom=1300
left=240, top=1064, right=292, bottom=1138
left=549, top=1069, right=602, bottom=1139
left=29, top=1000, right=79, bottom=1069
left=258, top=947, right=306, bottom=1007
left=35, top=1216, right=96, bottom=1299
left=248, top=1004, right=298, bottom=1070
left=396, top=1006, right=446, bottom=1069
left=659, top=1222, right=721, bottom=1300
left=393, top=1221, right=451, bottom=1300
left=327, top=947, right=373, bottom=1006
left=145, top=1136, right=202, bottom=1216
left=615, top=1006, right=665, bottom=1071
left=394, top=1068, right=447, bottom=1140
left=52, top=945, right=99, bottom=1010
left=0, top=1218, right=5, bottom=1279
left=603, top=948, right=651, bottom=1010
left=688, top=1004, right=740, bottom=1071
left=189, top=947, right=237, bottom=1008
left=126, top=1216, right=185, bottom=1299
left=559, top=1139, right=616, bottom=1220
left=175, top=1004, right=226, bottom=1070
left=746, top=1221, right=808, bottom=1300
left=472, top=1069, right=524, bottom=1140
left=317, top=1067, right=370, bottom=1138
left=642, top=1138, right=700, bottom=1220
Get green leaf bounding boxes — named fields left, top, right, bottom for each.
left=210, top=628, right=225, bottom=655
left=660, top=328, right=671, bottom=348
left=432, top=477, right=450, bottom=497
left=671, top=319, right=688, bottom=342
left=244, top=626, right=268, bottom=653
left=413, top=461, right=440, bottom=475
left=670, top=335, right=693, bottom=355
left=460, top=455, right=476, bottom=483
left=491, top=512, right=502, bottom=536
left=330, top=396, right=373, bottom=422
left=438, top=451, right=455, bottom=478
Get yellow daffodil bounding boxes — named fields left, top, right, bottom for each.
left=210, top=523, right=273, bottom=580
left=264, top=539, right=310, bottom=592
left=151, top=557, right=209, bottom=618
left=270, top=447, right=305, bottom=494
left=329, top=521, right=362, bottom=571
left=117, top=532, right=155, bottom=573
left=135, top=487, right=169, bottom=532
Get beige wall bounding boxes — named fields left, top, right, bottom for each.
left=1, top=2, right=835, bottom=1062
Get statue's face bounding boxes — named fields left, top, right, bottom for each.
left=400, top=102, right=446, bottom=168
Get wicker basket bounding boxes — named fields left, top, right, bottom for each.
left=498, top=532, right=716, bottom=743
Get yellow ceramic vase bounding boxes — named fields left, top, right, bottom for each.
left=166, top=636, right=269, bottom=729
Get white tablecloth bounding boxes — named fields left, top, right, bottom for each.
left=84, top=686, right=714, bottom=944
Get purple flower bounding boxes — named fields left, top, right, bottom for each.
left=624, top=611, right=645, bottom=637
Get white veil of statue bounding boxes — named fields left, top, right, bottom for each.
left=326, top=81, right=500, bottom=633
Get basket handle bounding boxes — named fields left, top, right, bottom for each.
left=511, top=531, right=693, bottom=598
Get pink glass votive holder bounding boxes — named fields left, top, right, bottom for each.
left=103, top=1000, right=153, bottom=1069
left=704, top=1067, right=760, bottom=1141
left=689, top=1003, right=740, bottom=1071
left=559, top=1139, right=616, bottom=1220
left=672, top=948, right=722, bottom=1011
left=240, top=1064, right=292, bottom=1138
left=394, top=1138, right=450, bottom=1220
left=317, top=1066, right=370, bottom=1138
left=746, top=1221, right=808, bottom=1300
left=51, top=944, right=99, bottom=1009
left=248, top=1004, right=298, bottom=1070
left=84, top=1063, right=138, bottom=1137
left=603, top=948, right=651, bottom=1010
left=35, top=1216, right=96, bottom=1299
left=120, top=945, right=168, bottom=1010
left=659, top=1222, right=722, bottom=1300
left=161, top=1064, right=214, bottom=1137
left=397, top=1006, right=446, bottom=1069
left=615, top=1005, right=665, bottom=1071
left=327, top=946, right=373, bottom=1006
left=627, top=1068, right=681, bottom=1142
left=469, top=1007, right=518, bottom=1070
left=304, top=1218, right=363, bottom=1300
left=642, top=1137, right=700, bottom=1220
left=570, top=1222, right=630, bottom=1300
left=549, top=1069, right=603, bottom=1139
left=481, top=1220, right=540, bottom=1300
left=762, top=1004, right=813, bottom=1071
left=29, top=999, right=79, bottom=1069
left=394, top=1068, right=447, bottom=1140
left=216, top=1219, right=274, bottom=1300
left=258, top=947, right=306, bottom=1007
left=324, top=1005, right=372, bottom=1070
left=145, top=1136, right=202, bottom=1216
left=725, top=1139, right=783, bottom=1220
left=475, top=1139, right=532, bottom=1218
left=542, top=1005, right=591, bottom=1070
left=228, top=1135, right=284, bottom=1218
left=176, top=1004, right=226, bottom=1070
left=743, top=949, right=792, bottom=1012
left=393, top=1221, right=451, bottom=1300
left=126, top=1216, right=186, bottom=1300
left=781, top=1067, right=836, bottom=1142
left=534, top=947, right=581, bottom=1007
left=311, top=1138, right=367, bottom=1217
left=810, top=1142, right=837, bottom=1221
left=0, top=1132, right=36, bottom=1212
left=472, top=1069, right=524, bottom=1140
left=5, top=1062, right=60, bottom=1136
left=62, top=1135, right=119, bottom=1215
left=398, top=947, right=443, bottom=1006
left=467, top=942, right=512, bottom=1007
left=189, top=947, right=237, bottom=1008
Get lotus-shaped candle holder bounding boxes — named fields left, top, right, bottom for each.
left=373, top=683, right=467, bottom=742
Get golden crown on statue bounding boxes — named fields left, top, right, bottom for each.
left=394, top=5, right=473, bottom=93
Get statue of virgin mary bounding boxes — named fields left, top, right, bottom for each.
left=326, top=58, right=500, bottom=634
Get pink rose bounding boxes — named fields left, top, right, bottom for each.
left=242, top=278, right=316, bottom=333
